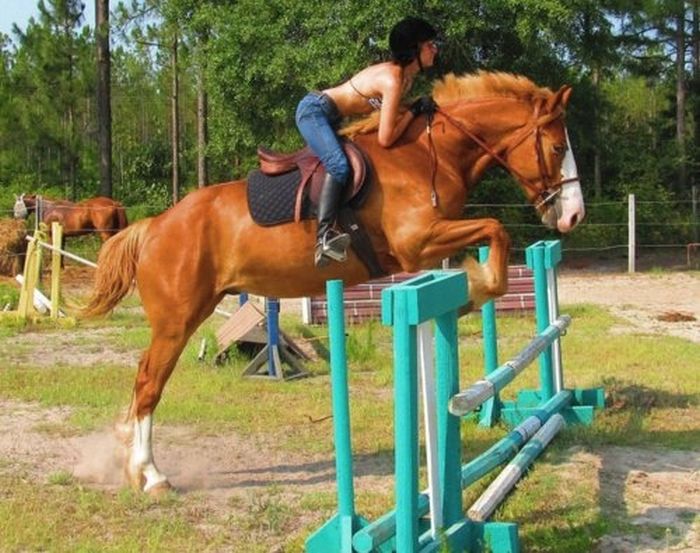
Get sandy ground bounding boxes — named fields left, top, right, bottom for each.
left=558, top=271, right=700, bottom=344
left=1, top=270, right=699, bottom=551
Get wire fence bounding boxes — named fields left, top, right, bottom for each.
left=2, top=194, right=699, bottom=272
left=466, top=195, right=699, bottom=254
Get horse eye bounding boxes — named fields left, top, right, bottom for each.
left=553, top=143, right=567, bottom=156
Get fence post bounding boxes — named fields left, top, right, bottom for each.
left=628, top=193, right=636, bottom=273
left=693, top=185, right=698, bottom=243
left=17, top=227, right=47, bottom=320
left=50, top=222, right=62, bottom=319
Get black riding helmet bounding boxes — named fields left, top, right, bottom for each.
left=389, top=17, right=438, bottom=66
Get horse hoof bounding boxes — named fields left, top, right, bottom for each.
left=146, top=480, right=173, bottom=498
left=125, top=468, right=145, bottom=491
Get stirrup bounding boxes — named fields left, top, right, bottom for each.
left=314, top=231, right=351, bottom=267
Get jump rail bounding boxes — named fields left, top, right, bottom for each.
left=306, top=240, right=605, bottom=553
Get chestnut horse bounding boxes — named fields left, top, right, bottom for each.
left=13, top=194, right=128, bottom=242
left=83, top=72, right=585, bottom=494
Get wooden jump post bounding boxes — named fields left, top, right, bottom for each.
left=13, top=222, right=97, bottom=322
left=16, top=222, right=71, bottom=320
left=306, top=240, right=605, bottom=553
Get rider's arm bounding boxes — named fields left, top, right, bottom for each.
left=376, top=78, right=415, bottom=148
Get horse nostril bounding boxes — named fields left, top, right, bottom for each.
left=569, top=213, right=579, bottom=229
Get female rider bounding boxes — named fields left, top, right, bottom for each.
left=295, top=17, right=440, bottom=267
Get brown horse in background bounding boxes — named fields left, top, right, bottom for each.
left=14, top=194, right=128, bottom=242
left=82, top=71, right=586, bottom=494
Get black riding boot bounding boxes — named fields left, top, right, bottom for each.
left=315, top=174, right=351, bottom=267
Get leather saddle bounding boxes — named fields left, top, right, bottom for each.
left=257, top=142, right=371, bottom=222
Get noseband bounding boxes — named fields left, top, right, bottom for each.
left=429, top=103, right=579, bottom=210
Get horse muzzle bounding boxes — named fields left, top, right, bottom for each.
left=539, top=187, right=585, bottom=233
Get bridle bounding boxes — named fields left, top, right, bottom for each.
left=426, top=102, right=579, bottom=210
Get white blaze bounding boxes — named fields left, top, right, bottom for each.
left=555, top=130, right=585, bottom=232
left=542, top=129, right=585, bottom=232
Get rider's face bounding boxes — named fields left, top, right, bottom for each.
left=418, top=40, right=439, bottom=68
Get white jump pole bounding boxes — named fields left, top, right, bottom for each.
left=546, top=265, right=563, bottom=392
left=24, top=236, right=97, bottom=268
left=417, top=322, right=442, bottom=538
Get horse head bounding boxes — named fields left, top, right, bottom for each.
left=13, top=193, right=28, bottom=219
left=431, top=73, right=585, bottom=234
left=502, top=86, right=584, bottom=233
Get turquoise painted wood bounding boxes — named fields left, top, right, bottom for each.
left=381, top=270, right=467, bottom=326
left=435, top=307, right=463, bottom=528
left=391, top=289, right=420, bottom=552
left=526, top=242, right=555, bottom=401
left=352, top=391, right=573, bottom=552
left=478, top=246, right=500, bottom=427
left=311, top=240, right=605, bottom=553
left=383, top=271, right=471, bottom=552
left=305, top=280, right=370, bottom=553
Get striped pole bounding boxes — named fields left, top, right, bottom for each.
left=352, top=391, right=572, bottom=553
left=448, top=316, right=571, bottom=416
left=468, top=413, right=566, bottom=521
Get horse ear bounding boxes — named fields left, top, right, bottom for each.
left=547, top=85, right=572, bottom=112
left=560, top=85, right=572, bottom=108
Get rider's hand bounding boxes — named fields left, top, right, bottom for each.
left=410, top=96, right=438, bottom=117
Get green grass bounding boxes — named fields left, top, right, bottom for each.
left=0, top=298, right=698, bottom=551
left=0, top=474, right=225, bottom=552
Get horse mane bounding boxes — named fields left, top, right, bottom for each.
left=340, top=71, right=553, bottom=138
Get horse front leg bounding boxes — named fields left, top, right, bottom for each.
left=410, top=217, right=511, bottom=309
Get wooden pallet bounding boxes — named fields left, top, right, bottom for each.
left=304, top=266, right=535, bottom=325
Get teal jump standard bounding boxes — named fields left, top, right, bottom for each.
left=306, top=240, right=605, bottom=553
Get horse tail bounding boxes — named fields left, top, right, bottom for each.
left=116, top=203, right=129, bottom=229
left=81, top=218, right=151, bottom=318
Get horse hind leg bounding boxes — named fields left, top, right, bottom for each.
left=121, top=288, right=222, bottom=495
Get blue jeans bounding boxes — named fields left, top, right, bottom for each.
left=295, top=92, right=350, bottom=183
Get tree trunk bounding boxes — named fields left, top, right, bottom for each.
left=676, top=11, right=687, bottom=192
left=96, top=0, right=112, bottom=198
left=197, top=66, right=209, bottom=187
left=68, top=107, right=77, bottom=201
left=694, top=0, right=700, bottom=74
left=171, top=34, right=180, bottom=204
left=692, top=1, right=699, bottom=192
left=592, top=65, right=602, bottom=199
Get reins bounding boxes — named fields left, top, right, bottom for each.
left=425, top=103, right=578, bottom=210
